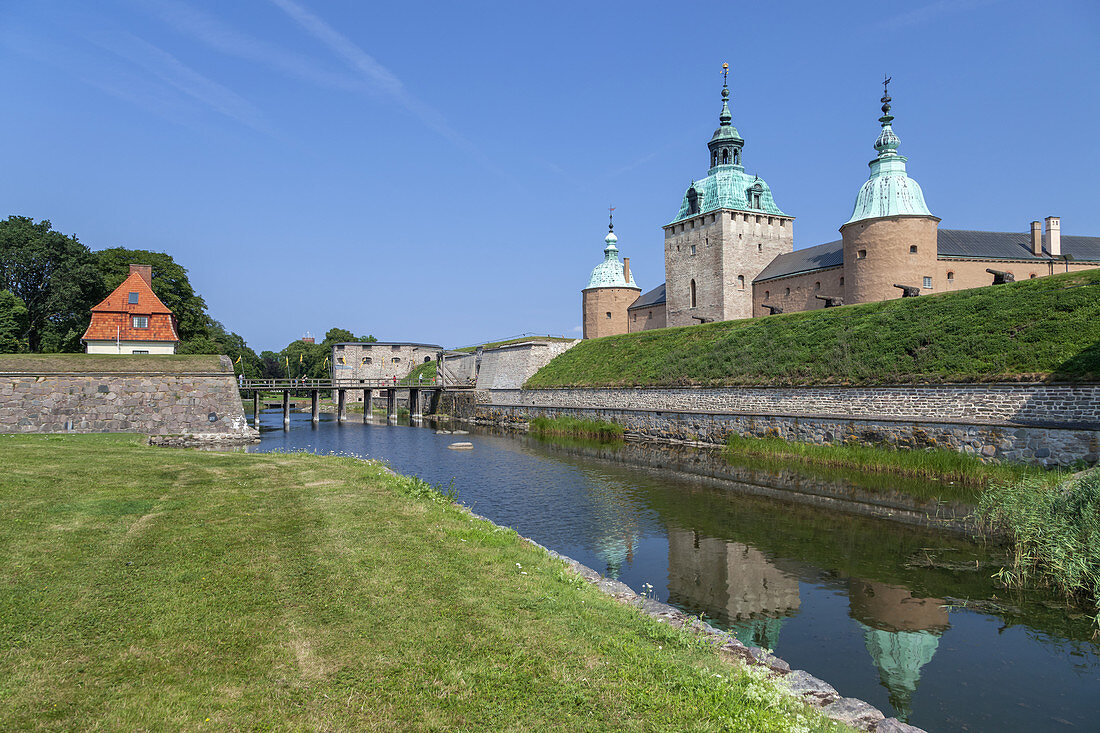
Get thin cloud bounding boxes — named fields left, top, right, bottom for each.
left=91, top=31, right=276, bottom=136
left=141, top=0, right=363, bottom=92
left=877, top=0, right=1002, bottom=30
left=267, top=0, right=513, bottom=183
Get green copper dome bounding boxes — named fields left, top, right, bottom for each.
left=670, top=69, right=785, bottom=224
left=845, top=85, right=933, bottom=225
left=585, top=227, right=640, bottom=291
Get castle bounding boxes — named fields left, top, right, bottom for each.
left=582, top=69, right=1100, bottom=338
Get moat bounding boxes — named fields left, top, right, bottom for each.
left=251, top=410, right=1099, bottom=732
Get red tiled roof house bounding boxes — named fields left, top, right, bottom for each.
left=82, top=264, right=180, bottom=354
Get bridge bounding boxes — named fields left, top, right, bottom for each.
left=239, top=377, right=474, bottom=427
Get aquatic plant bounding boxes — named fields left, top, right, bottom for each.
left=978, top=469, right=1100, bottom=628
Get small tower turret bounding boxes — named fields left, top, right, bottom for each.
left=841, top=77, right=940, bottom=304
left=708, top=63, right=745, bottom=171
left=581, top=208, right=641, bottom=339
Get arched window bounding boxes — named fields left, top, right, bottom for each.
left=711, top=152, right=717, bottom=167
left=1030, top=273, right=1037, bottom=278
left=785, top=287, right=791, bottom=296
left=947, top=271, right=955, bottom=281
left=690, top=279, right=697, bottom=308
left=687, top=188, right=700, bottom=215
left=737, top=275, right=745, bottom=289
left=721, top=148, right=730, bottom=164
left=764, top=290, right=770, bottom=300
left=814, top=281, right=821, bottom=291
left=605, top=311, right=612, bottom=319
left=362, top=357, right=372, bottom=365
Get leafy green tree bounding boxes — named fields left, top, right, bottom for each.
left=259, top=350, right=285, bottom=379
left=94, top=248, right=211, bottom=343
left=323, top=327, right=356, bottom=345
left=0, top=216, right=105, bottom=352
left=0, top=289, right=29, bottom=353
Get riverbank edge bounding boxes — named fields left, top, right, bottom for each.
left=464, top=415, right=981, bottom=534
left=450, top=498, right=923, bottom=733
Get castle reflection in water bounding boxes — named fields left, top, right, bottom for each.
left=659, top=529, right=946, bottom=722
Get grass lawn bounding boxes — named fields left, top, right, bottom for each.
left=0, top=435, right=844, bottom=732
left=526, top=269, right=1100, bottom=388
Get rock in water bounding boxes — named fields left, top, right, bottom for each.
left=447, top=442, right=473, bottom=450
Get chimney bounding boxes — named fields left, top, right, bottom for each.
left=1030, top=221, right=1042, bottom=255
left=1045, top=216, right=1061, bottom=257
left=623, top=257, right=631, bottom=284
left=129, top=264, right=153, bottom=284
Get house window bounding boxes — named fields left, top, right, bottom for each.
left=858, top=249, right=867, bottom=259
left=923, top=276, right=933, bottom=289
left=910, top=245, right=918, bottom=254
left=947, top=271, right=955, bottom=281
left=132, top=350, right=148, bottom=354
left=132, top=316, right=148, bottom=329
left=690, top=280, right=697, bottom=308
left=362, top=357, right=372, bottom=365
left=128, top=292, right=139, bottom=304
left=737, top=275, right=745, bottom=289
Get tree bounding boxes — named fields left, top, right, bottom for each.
left=0, top=290, right=29, bottom=353
left=0, top=216, right=106, bottom=352
left=94, top=248, right=210, bottom=343
left=323, top=327, right=356, bottom=345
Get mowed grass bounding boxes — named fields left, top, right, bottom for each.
left=0, top=435, right=846, bottom=732
left=526, top=269, right=1100, bottom=388
left=0, top=354, right=227, bottom=374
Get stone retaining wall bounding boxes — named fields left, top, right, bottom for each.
left=477, top=383, right=1100, bottom=467
left=0, top=356, right=255, bottom=441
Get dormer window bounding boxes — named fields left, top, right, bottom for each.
left=747, top=182, right=763, bottom=209
left=687, top=187, right=700, bottom=215
left=132, top=316, right=148, bottom=329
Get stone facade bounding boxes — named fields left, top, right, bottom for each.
left=0, top=356, right=254, bottom=440
left=938, top=257, right=1098, bottom=292
left=582, top=287, right=639, bottom=339
left=477, top=383, right=1100, bottom=466
left=331, top=342, right=441, bottom=401
left=628, top=302, right=666, bottom=332
left=474, top=339, right=577, bottom=391
left=754, top=266, right=844, bottom=317
left=664, top=211, right=794, bottom=326
left=841, top=216, right=940, bottom=304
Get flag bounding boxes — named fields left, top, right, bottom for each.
left=234, top=355, right=241, bottom=364
left=299, top=353, right=303, bottom=364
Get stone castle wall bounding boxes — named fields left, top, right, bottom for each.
left=841, top=215, right=939, bottom=304
left=475, top=340, right=577, bottom=391
left=582, top=287, right=640, bottom=338
left=753, top=265, right=844, bottom=317
left=0, top=356, right=254, bottom=440
left=477, top=383, right=1100, bottom=466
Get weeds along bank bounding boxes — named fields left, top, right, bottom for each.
left=1, top=434, right=882, bottom=732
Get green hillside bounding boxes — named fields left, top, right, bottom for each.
left=0, top=354, right=228, bottom=374
left=526, top=270, right=1100, bottom=388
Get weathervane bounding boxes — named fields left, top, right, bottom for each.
left=881, top=73, right=892, bottom=114
left=608, top=205, right=615, bottom=232
left=722, top=62, right=729, bottom=84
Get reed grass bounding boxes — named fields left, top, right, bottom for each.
left=529, top=415, right=625, bottom=441
left=724, top=434, right=1058, bottom=488
left=978, top=469, right=1100, bottom=627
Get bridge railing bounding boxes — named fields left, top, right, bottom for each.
left=240, top=377, right=445, bottom=390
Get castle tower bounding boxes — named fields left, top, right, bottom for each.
left=841, top=79, right=940, bottom=304
left=581, top=211, right=641, bottom=339
left=663, top=64, right=794, bottom=327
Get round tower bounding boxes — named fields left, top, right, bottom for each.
left=582, top=211, right=641, bottom=339
left=841, top=79, right=940, bottom=305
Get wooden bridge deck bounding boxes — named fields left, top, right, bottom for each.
left=239, top=378, right=474, bottom=390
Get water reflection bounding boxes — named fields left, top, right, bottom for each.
left=250, top=412, right=1100, bottom=732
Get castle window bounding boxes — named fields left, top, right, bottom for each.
left=337, top=356, right=345, bottom=365
left=647, top=311, right=652, bottom=319
left=128, top=292, right=139, bottom=304
left=606, top=312, right=612, bottom=319
left=814, top=281, right=821, bottom=291
left=737, top=275, right=745, bottom=289
left=721, top=148, right=730, bottom=164
left=758, top=243, right=763, bottom=252
left=393, top=357, right=401, bottom=364
left=764, top=290, right=770, bottom=300
left=910, top=245, right=918, bottom=254
left=424, top=356, right=431, bottom=362
left=858, top=249, right=867, bottom=259
left=840, top=277, right=844, bottom=286
left=691, top=244, right=696, bottom=255
left=690, top=280, right=697, bottom=308
left=785, top=287, right=791, bottom=296
left=632, top=312, right=637, bottom=322
left=362, top=357, right=372, bottom=365
left=1030, top=273, right=1037, bottom=278
left=947, top=271, right=954, bottom=281
left=923, top=276, right=933, bottom=289
left=733, top=149, right=740, bottom=165
left=768, top=217, right=774, bottom=226
left=711, top=152, right=718, bottom=167
left=132, top=316, right=148, bottom=329
left=391, top=345, right=400, bottom=351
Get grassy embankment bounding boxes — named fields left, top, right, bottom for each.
left=0, top=353, right=228, bottom=373
left=455, top=336, right=573, bottom=353
left=529, top=415, right=625, bottom=441
left=526, top=269, right=1100, bottom=388
left=0, top=434, right=848, bottom=732
left=401, top=359, right=436, bottom=384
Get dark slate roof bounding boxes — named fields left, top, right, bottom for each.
left=754, top=229, right=1100, bottom=282
left=938, top=229, right=1100, bottom=261
left=755, top=240, right=843, bottom=282
left=628, top=283, right=666, bottom=310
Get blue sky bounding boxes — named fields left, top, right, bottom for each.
left=2, top=0, right=1098, bottom=351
